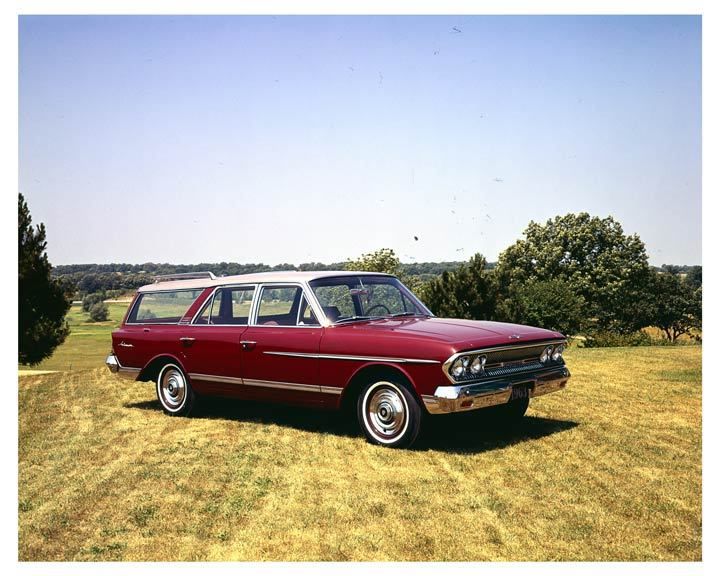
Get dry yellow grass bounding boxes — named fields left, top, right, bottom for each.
left=18, top=346, right=701, bottom=561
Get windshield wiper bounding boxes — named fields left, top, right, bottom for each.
left=334, top=315, right=374, bottom=324
left=389, top=312, right=426, bottom=318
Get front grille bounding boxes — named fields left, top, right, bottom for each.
left=483, top=360, right=545, bottom=378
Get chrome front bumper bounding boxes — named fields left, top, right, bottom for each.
left=422, top=366, right=570, bottom=415
left=105, top=354, right=141, bottom=380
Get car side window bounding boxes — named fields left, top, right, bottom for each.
left=193, top=286, right=255, bottom=325
left=128, top=289, right=205, bottom=324
left=256, top=286, right=304, bottom=326
left=297, top=294, right=320, bottom=326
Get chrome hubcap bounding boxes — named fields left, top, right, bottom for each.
left=367, top=386, right=406, bottom=440
left=160, top=368, right=186, bottom=409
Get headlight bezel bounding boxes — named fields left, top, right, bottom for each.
left=470, top=355, right=486, bottom=375
left=539, top=345, right=554, bottom=364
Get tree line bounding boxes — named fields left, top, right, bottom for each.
left=52, top=261, right=469, bottom=296
left=20, top=189, right=701, bottom=365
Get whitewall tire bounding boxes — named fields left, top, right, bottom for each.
left=156, top=363, right=196, bottom=416
left=357, top=380, right=423, bottom=448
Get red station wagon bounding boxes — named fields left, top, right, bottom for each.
left=106, top=271, right=570, bottom=447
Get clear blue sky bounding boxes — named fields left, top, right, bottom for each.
left=19, top=15, right=701, bottom=266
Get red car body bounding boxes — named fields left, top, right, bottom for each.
left=107, top=271, right=570, bottom=447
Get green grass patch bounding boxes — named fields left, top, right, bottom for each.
left=19, top=302, right=128, bottom=371
left=18, top=346, right=701, bottom=561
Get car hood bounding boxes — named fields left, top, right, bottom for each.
left=345, top=317, right=564, bottom=352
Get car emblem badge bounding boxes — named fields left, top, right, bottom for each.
left=509, top=334, right=521, bottom=339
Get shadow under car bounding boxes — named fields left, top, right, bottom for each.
left=124, top=396, right=578, bottom=454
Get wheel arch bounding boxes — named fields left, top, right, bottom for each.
left=138, top=354, right=187, bottom=383
left=339, top=363, right=421, bottom=413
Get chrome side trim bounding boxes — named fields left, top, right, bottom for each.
left=243, top=378, right=322, bottom=394
left=188, top=373, right=243, bottom=385
left=263, top=351, right=441, bottom=364
left=187, top=373, right=342, bottom=395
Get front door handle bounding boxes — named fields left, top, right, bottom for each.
left=241, top=340, right=256, bottom=351
left=179, top=337, right=195, bottom=347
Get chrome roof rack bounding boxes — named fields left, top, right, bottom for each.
left=154, top=271, right=217, bottom=283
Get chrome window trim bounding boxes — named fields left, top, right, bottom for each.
left=189, top=284, right=258, bottom=326
left=126, top=288, right=207, bottom=326
left=246, top=324, right=325, bottom=330
left=250, top=283, right=326, bottom=327
left=441, top=339, right=567, bottom=384
left=264, top=351, right=441, bottom=364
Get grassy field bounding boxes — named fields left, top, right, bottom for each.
left=18, top=345, right=701, bottom=561
left=19, top=302, right=128, bottom=372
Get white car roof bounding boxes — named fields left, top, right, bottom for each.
left=137, top=270, right=392, bottom=293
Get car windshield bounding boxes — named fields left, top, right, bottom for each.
left=309, top=275, right=432, bottom=324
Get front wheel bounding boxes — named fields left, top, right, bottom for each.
left=357, top=380, right=423, bottom=448
left=156, top=363, right=196, bottom=416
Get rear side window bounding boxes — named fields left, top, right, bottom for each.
left=194, top=286, right=256, bottom=325
left=127, top=289, right=204, bottom=324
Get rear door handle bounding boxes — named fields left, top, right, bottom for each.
left=179, top=337, right=195, bottom=347
left=241, top=341, right=256, bottom=351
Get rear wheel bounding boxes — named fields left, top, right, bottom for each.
left=357, top=380, right=423, bottom=448
left=156, top=363, right=196, bottom=416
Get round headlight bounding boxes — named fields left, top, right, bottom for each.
left=450, top=358, right=466, bottom=378
left=470, top=355, right=486, bottom=375
left=552, top=344, right=565, bottom=361
left=540, top=345, right=553, bottom=363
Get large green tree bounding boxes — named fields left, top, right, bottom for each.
left=346, top=247, right=428, bottom=294
left=19, top=193, right=71, bottom=365
left=422, top=254, right=497, bottom=319
left=346, top=248, right=401, bottom=275
left=495, top=213, right=652, bottom=334
left=496, top=277, right=586, bottom=336
left=647, top=271, right=701, bottom=342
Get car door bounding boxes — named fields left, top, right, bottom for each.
left=179, top=285, right=255, bottom=397
left=239, top=284, right=326, bottom=406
